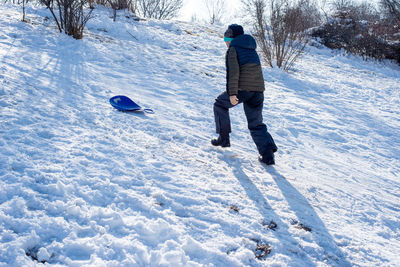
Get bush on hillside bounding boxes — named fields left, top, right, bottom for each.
left=41, top=0, right=93, bottom=39
left=131, top=0, right=183, bottom=20
left=106, top=0, right=132, bottom=21
left=242, top=0, right=321, bottom=71
left=311, top=10, right=400, bottom=63
left=380, top=0, right=400, bottom=24
left=329, top=0, right=380, bottom=22
left=90, top=0, right=139, bottom=21
left=89, top=0, right=183, bottom=21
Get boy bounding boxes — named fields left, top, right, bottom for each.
left=211, top=24, right=278, bottom=165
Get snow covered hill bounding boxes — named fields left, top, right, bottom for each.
left=1, top=3, right=400, bottom=266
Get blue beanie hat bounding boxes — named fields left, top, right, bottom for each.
left=224, top=24, right=244, bottom=39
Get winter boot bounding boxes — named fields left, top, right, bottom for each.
left=211, top=133, right=230, bottom=147
left=258, top=150, right=275, bottom=165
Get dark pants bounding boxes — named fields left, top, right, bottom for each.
left=213, top=91, right=277, bottom=156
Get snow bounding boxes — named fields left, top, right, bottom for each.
left=1, top=3, right=400, bottom=266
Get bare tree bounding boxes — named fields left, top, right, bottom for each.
left=298, top=0, right=322, bottom=28
left=190, top=13, right=199, bottom=23
left=107, top=0, right=132, bottom=21
left=22, top=0, right=27, bottom=22
left=329, top=0, right=353, bottom=11
left=41, top=0, right=93, bottom=39
left=380, top=0, right=400, bottom=22
left=243, top=0, right=272, bottom=66
left=204, top=0, right=226, bottom=25
left=319, top=0, right=330, bottom=21
left=132, top=0, right=183, bottom=20
left=242, top=0, right=314, bottom=71
left=329, top=0, right=379, bottom=22
left=7, top=0, right=30, bottom=22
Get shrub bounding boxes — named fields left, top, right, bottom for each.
left=380, top=0, right=400, bottom=23
left=131, top=0, right=183, bottom=20
left=41, top=0, right=93, bottom=39
left=242, top=0, right=320, bottom=71
left=311, top=10, right=400, bottom=63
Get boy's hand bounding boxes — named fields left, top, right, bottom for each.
left=230, top=95, right=239, bottom=106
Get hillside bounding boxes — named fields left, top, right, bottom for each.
left=1, top=3, right=400, bottom=266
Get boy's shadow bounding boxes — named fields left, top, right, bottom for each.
left=265, top=166, right=351, bottom=266
left=223, top=155, right=351, bottom=266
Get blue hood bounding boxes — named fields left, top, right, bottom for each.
left=230, top=34, right=257, bottom=50
left=227, top=34, right=260, bottom=66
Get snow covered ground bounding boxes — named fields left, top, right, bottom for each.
left=1, top=3, right=399, bottom=266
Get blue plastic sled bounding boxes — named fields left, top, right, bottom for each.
left=109, top=95, right=154, bottom=114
